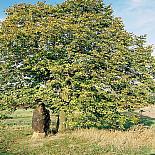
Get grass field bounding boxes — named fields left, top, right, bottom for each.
left=0, top=109, right=155, bottom=155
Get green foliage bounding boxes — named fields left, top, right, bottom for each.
left=0, top=0, right=155, bottom=129
left=0, top=113, right=12, bottom=120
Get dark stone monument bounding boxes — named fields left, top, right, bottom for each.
left=51, top=114, right=60, bottom=135
left=32, top=101, right=51, bottom=139
left=50, top=110, right=66, bottom=134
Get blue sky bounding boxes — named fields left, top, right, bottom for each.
left=0, top=0, right=155, bottom=54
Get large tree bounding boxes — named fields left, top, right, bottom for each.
left=0, top=0, right=155, bottom=129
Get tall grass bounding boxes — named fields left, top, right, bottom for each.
left=0, top=109, right=155, bottom=155
left=69, top=127, right=155, bottom=154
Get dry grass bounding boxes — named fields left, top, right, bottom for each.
left=1, top=109, right=155, bottom=155
left=69, top=126, right=155, bottom=152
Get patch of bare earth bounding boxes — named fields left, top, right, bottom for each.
left=136, top=105, right=155, bottom=118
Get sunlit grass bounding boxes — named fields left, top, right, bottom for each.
left=0, top=109, right=155, bottom=155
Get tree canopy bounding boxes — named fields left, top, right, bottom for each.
left=0, top=0, right=155, bottom=129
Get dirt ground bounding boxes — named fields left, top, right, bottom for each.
left=136, top=105, right=155, bottom=119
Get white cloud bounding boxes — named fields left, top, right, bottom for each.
left=0, top=18, right=4, bottom=22
left=131, top=0, right=143, bottom=6
left=131, top=0, right=141, bottom=3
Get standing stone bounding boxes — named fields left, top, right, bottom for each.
left=32, top=102, right=51, bottom=139
left=59, top=110, right=66, bottom=132
left=51, top=114, right=59, bottom=135
left=44, top=107, right=51, bottom=135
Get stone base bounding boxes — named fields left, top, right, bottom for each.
left=31, top=132, right=46, bottom=141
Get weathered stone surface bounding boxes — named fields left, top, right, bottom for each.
left=50, top=111, right=66, bottom=134
left=59, top=110, right=66, bottom=132
left=31, top=132, right=45, bottom=141
left=51, top=114, right=59, bottom=135
left=32, top=102, right=51, bottom=135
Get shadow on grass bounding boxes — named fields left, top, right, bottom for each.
left=94, top=112, right=155, bottom=130
left=0, top=114, right=13, bottom=120
left=139, top=115, right=155, bottom=126
left=0, top=151, right=15, bottom=155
